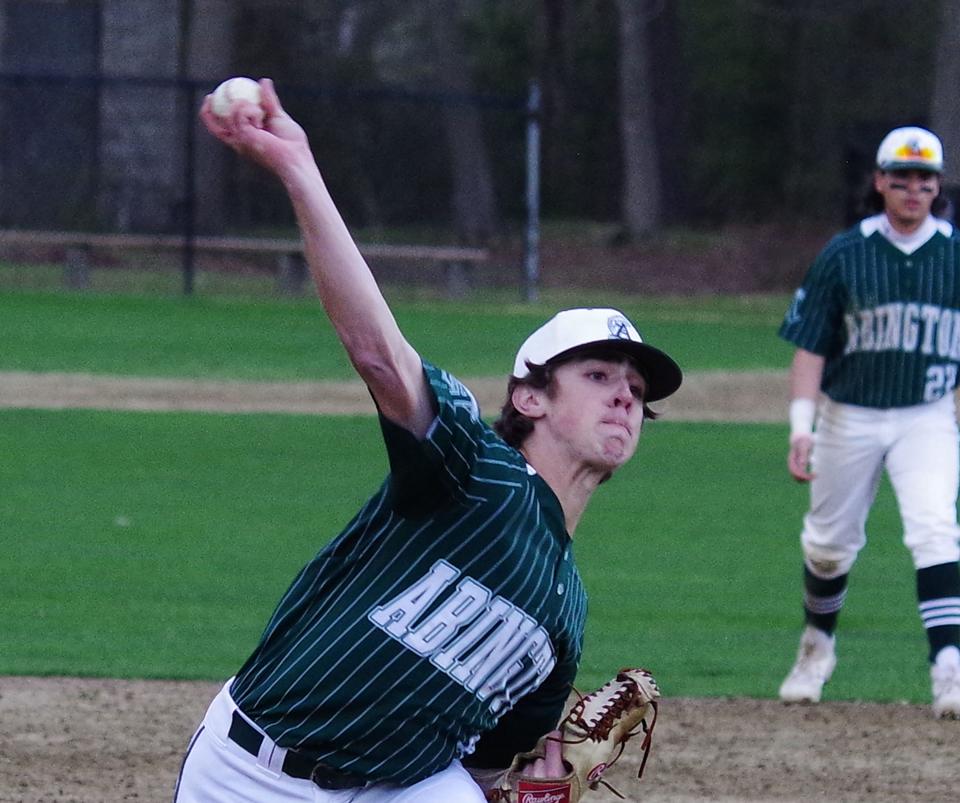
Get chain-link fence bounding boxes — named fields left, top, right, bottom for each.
left=0, top=71, right=536, bottom=297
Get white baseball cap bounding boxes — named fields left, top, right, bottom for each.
left=876, top=126, right=943, bottom=173
left=512, top=308, right=682, bottom=402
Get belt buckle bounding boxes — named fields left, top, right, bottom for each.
left=309, top=761, right=360, bottom=790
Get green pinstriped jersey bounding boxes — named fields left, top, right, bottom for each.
left=229, top=361, right=586, bottom=785
left=780, top=215, right=960, bottom=407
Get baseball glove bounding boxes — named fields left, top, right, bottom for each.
left=483, top=667, right=660, bottom=802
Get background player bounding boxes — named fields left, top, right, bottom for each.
left=778, top=125, right=960, bottom=718
left=173, top=78, right=682, bottom=802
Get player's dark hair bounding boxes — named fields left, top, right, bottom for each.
left=493, top=368, right=549, bottom=448
left=492, top=348, right=657, bottom=449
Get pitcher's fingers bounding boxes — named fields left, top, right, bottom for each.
left=259, top=78, right=283, bottom=117
left=199, top=96, right=230, bottom=136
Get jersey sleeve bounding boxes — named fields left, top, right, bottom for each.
left=378, top=359, right=492, bottom=513
left=778, top=237, right=848, bottom=356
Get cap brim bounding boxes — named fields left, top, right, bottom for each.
left=879, top=161, right=942, bottom=173
left=548, top=341, right=683, bottom=402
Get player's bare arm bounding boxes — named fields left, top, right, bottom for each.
left=199, top=79, right=433, bottom=438
left=787, top=348, right=824, bottom=482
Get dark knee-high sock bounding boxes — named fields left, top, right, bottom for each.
left=917, top=562, right=960, bottom=662
left=803, top=564, right=847, bottom=635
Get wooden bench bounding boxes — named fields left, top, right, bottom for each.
left=0, top=229, right=490, bottom=296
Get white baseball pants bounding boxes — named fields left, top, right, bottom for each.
left=173, top=680, right=485, bottom=803
left=801, top=394, right=960, bottom=577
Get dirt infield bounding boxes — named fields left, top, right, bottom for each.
left=2, top=676, right=958, bottom=803
left=4, top=370, right=959, bottom=802
left=0, top=369, right=789, bottom=421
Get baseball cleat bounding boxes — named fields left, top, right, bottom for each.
left=779, top=626, right=836, bottom=704
left=931, top=646, right=960, bottom=719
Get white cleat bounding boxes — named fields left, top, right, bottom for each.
left=779, top=626, right=836, bottom=704
left=931, top=646, right=960, bottom=720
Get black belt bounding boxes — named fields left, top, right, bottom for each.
left=227, top=710, right=366, bottom=790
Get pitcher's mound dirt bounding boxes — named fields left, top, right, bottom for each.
left=1, top=676, right=957, bottom=802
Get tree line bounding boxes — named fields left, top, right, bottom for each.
left=2, top=0, right=958, bottom=245
left=225, top=0, right=960, bottom=243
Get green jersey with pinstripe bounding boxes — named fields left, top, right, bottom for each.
left=780, top=214, right=960, bottom=407
left=229, top=360, right=586, bottom=786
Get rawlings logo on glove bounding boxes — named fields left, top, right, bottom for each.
left=513, top=782, right=571, bottom=803
left=482, top=667, right=660, bottom=803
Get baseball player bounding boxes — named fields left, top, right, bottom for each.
left=778, top=125, right=960, bottom=718
left=173, top=79, right=682, bottom=802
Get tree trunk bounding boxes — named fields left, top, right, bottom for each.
left=98, top=0, right=184, bottom=232
left=538, top=0, right=573, bottom=131
left=0, top=1, right=100, bottom=228
left=184, top=0, right=236, bottom=235
left=426, top=0, right=499, bottom=244
left=931, top=0, right=960, bottom=194
left=781, top=13, right=849, bottom=220
left=615, top=0, right=661, bottom=237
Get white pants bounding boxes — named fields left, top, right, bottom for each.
left=801, top=395, right=960, bottom=577
left=174, top=681, right=485, bottom=803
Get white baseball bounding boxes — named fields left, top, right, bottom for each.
left=210, top=77, right=263, bottom=118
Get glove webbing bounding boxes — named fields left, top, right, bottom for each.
left=551, top=696, right=659, bottom=798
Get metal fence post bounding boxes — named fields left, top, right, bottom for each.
left=523, top=81, right=541, bottom=303
left=181, top=79, right=196, bottom=295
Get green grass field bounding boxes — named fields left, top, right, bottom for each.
left=0, top=285, right=929, bottom=703
left=0, top=287, right=794, bottom=378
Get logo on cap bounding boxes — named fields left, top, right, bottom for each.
left=894, top=138, right=935, bottom=162
left=607, top=315, right=632, bottom=340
